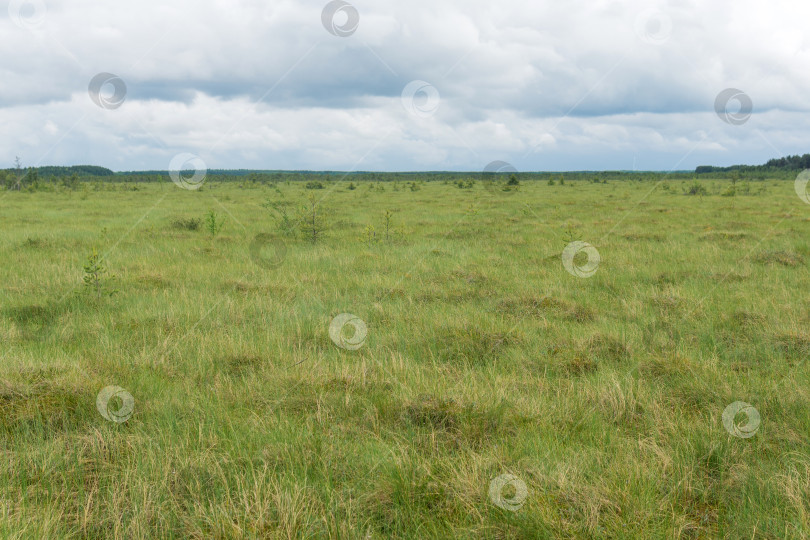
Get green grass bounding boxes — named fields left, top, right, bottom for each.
left=1, top=177, right=809, bottom=538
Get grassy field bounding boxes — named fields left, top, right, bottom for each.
left=1, top=176, right=809, bottom=538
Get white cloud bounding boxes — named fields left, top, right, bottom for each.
left=1, top=0, right=809, bottom=171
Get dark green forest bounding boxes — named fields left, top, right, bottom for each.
left=695, top=153, right=810, bottom=174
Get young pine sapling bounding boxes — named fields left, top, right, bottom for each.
left=299, top=195, right=326, bottom=244
left=82, top=247, right=116, bottom=299
left=205, top=210, right=225, bottom=237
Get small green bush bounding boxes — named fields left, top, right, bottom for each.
left=205, top=210, right=225, bottom=237
left=684, top=181, right=708, bottom=196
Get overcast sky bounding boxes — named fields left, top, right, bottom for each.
left=2, top=0, right=809, bottom=172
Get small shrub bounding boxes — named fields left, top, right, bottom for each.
left=563, top=223, right=581, bottom=244
left=205, top=210, right=225, bottom=237
left=455, top=179, right=474, bottom=189
left=62, top=173, right=80, bottom=191
left=305, top=181, right=324, bottom=190
left=82, top=248, right=116, bottom=299
left=362, top=224, right=377, bottom=245
left=266, top=201, right=296, bottom=237
left=684, top=181, right=707, bottom=196
left=383, top=209, right=395, bottom=243
left=299, top=195, right=327, bottom=243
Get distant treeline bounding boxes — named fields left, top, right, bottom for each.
left=2, top=156, right=805, bottom=190
left=0, top=167, right=686, bottom=184
left=0, top=165, right=115, bottom=177
left=109, top=170, right=698, bottom=184
left=696, top=153, right=810, bottom=174
left=3, top=167, right=712, bottom=191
